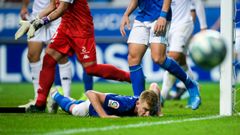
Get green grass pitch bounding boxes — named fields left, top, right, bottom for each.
left=0, top=82, right=239, bottom=135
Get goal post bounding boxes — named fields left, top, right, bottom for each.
left=220, top=0, right=234, bottom=116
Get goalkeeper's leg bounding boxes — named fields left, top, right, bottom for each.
left=26, top=48, right=66, bottom=113
left=58, top=57, right=72, bottom=97
left=19, top=41, right=44, bottom=108
left=28, top=41, right=44, bottom=99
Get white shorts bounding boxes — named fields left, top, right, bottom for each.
left=127, top=20, right=170, bottom=46
left=28, top=17, right=61, bottom=44
left=168, top=21, right=194, bottom=54
left=235, top=28, right=240, bottom=52
left=71, top=100, right=90, bottom=117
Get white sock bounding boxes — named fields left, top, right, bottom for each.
left=185, top=65, right=194, bottom=80
left=30, top=61, right=42, bottom=99
left=161, top=71, right=176, bottom=99
left=59, top=61, right=72, bottom=97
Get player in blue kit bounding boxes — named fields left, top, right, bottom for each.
left=234, top=0, right=240, bottom=79
left=48, top=83, right=161, bottom=117
left=120, top=0, right=201, bottom=110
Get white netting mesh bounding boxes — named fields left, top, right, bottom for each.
left=233, top=66, right=240, bottom=115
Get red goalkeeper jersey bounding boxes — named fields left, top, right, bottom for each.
left=59, top=0, right=94, bottom=38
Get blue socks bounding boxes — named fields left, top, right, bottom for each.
left=83, top=70, right=93, bottom=92
left=54, top=64, right=62, bottom=86
left=129, top=65, right=145, bottom=96
left=53, top=92, right=74, bottom=112
left=234, top=60, right=240, bottom=78
left=160, top=57, right=191, bottom=86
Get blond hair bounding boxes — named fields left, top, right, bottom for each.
left=139, top=90, right=160, bottom=116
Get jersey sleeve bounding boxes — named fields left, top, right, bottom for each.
left=190, top=0, right=196, bottom=11
left=192, top=0, right=208, bottom=29
left=60, top=0, right=74, bottom=4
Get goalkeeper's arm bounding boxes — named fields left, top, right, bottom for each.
left=37, top=0, right=57, bottom=19
left=27, top=1, right=70, bottom=38
left=20, top=0, right=30, bottom=20
left=38, top=1, right=70, bottom=23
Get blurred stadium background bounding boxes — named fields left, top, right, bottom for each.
left=0, top=0, right=227, bottom=84
left=0, top=1, right=240, bottom=134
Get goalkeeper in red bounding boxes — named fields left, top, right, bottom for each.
left=26, top=0, right=131, bottom=112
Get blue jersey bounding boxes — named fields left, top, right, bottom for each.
left=89, top=94, right=139, bottom=117
left=236, top=0, right=240, bottom=28
left=136, top=0, right=172, bottom=22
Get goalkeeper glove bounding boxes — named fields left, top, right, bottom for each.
left=15, top=20, right=31, bottom=40
left=27, top=16, right=50, bottom=39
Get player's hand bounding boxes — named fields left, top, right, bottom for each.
left=27, top=16, right=50, bottom=39
left=120, top=15, right=131, bottom=37
left=15, top=20, right=31, bottom=40
left=27, top=18, right=42, bottom=39
left=20, top=6, right=29, bottom=20
left=154, top=17, right=167, bottom=36
left=149, top=82, right=160, bottom=97
left=201, top=28, right=207, bottom=31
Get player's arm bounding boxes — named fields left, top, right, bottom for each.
left=36, top=0, right=70, bottom=24
left=37, top=0, right=58, bottom=19
left=27, top=0, right=70, bottom=39
left=149, top=83, right=162, bottom=116
left=40, top=1, right=70, bottom=22
left=15, top=0, right=31, bottom=40
left=86, top=90, right=119, bottom=118
left=190, top=0, right=197, bottom=23
left=20, top=0, right=30, bottom=20
left=192, top=0, right=207, bottom=30
left=154, top=0, right=172, bottom=36
left=120, top=0, right=138, bottom=37
left=211, top=17, right=220, bottom=30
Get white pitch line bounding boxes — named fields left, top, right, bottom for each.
left=44, top=115, right=223, bottom=135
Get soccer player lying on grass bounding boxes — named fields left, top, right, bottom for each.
left=48, top=83, right=161, bottom=117
left=22, top=0, right=131, bottom=112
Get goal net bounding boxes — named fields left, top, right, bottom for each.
left=221, top=0, right=240, bottom=116
left=233, top=0, right=240, bottom=115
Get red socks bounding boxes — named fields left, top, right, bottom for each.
left=85, top=64, right=130, bottom=82
left=36, top=54, right=57, bottom=107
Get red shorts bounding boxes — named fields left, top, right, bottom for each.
left=49, top=28, right=96, bottom=63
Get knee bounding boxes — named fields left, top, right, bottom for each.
left=27, top=52, right=40, bottom=62
left=58, top=56, right=68, bottom=64
left=168, top=52, right=184, bottom=64
left=151, top=54, right=166, bottom=65
left=128, top=54, right=141, bottom=66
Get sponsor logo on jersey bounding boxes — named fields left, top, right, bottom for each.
left=81, top=46, right=90, bottom=54
left=108, top=100, right=119, bottom=109
left=83, top=54, right=90, bottom=59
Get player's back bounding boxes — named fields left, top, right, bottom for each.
left=89, top=94, right=138, bottom=117
left=60, top=0, right=94, bottom=38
